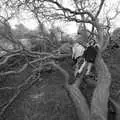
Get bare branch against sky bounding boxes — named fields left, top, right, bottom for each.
left=0, top=0, right=120, bottom=34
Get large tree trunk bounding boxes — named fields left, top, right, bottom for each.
left=66, top=65, right=90, bottom=120
left=66, top=53, right=111, bottom=120
left=90, top=54, right=111, bottom=120
left=110, top=98, right=120, bottom=120
left=67, top=84, right=90, bottom=120
left=66, top=20, right=111, bottom=120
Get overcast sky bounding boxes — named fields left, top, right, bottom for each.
left=8, top=0, right=120, bottom=34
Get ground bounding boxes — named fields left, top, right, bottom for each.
left=0, top=47, right=120, bottom=120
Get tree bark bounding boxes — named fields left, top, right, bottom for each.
left=110, top=98, right=120, bottom=120
left=116, top=107, right=120, bottom=120
left=66, top=64, right=90, bottom=120
left=67, top=84, right=90, bottom=120
left=90, top=54, right=111, bottom=120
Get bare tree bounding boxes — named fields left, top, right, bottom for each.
left=0, top=0, right=120, bottom=120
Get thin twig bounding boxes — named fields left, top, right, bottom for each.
left=0, top=87, right=16, bottom=90
left=0, top=70, right=42, bottom=119
left=0, top=53, right=21, bottom=65
left=0, top=90, right=20, bottom=119
left=0, top=64, right=28, bottom=76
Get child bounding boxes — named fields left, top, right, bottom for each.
left=76, top=40, right=99, bottom=76
left=72, top=42, right=85, bottom=76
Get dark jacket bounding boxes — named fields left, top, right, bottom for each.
left=83, top=45, right=99, bottom=63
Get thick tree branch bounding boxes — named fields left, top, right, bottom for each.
left=95, top=0, right=105, bottom=18
left=91, top=53, right=111, bottom=120
left=43, top=61, right=69, bottom=84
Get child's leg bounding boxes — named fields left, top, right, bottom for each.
left=86, top=62, right=93, bottom=75
left=74, top=57, right=82, bottom=76
left=78, top=60, right=87, bottom=74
